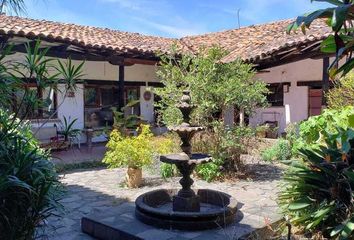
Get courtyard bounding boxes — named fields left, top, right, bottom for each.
left=42, top=157, right=283, bottom=240
left=2, top=0, right=354, bottom=240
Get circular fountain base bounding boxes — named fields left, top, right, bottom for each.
left=135, top=189, right=238, bottom=231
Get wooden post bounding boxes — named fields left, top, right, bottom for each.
left=322, top=57, right=329, bottom=106
left=118, top=65, right=125, bottom=109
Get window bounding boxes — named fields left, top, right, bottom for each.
left=84, top=84, right=119, bottom=128
left=267, top=83, right=284, bottom=107
left=84, top=87, right=99, bottom=106
left=14, top=85, right=57, bottom=119
left=124, top=87, right=140, bottom=116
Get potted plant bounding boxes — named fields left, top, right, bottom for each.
left=111, top=100, right=141, bottom=136
left=103, top=124, right=154, bottom=188
left=256, top=124, right=269, bottom=138
left=52, top=117, right=81, bottom=150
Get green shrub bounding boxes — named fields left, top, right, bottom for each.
left=286, top=106, right=354, bottom=158
left=299, top=106, right=354, bottom=145
left=279, top=108, right=354, bottom=238
left=327, top=72, right=354, bottom=110
left=160, top=163, right=179, bottom=179
left=103, top=125, right=155, bottom=169
left=195, top=158, right=223, bottom=182
left=191, top=125, right=254, bottom=181
left=0, top=110, right=62, bottom=239
left=261, top=139, right=291, bottom=162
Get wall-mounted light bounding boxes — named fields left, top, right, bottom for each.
left=283, top=84, right=290, bottom=93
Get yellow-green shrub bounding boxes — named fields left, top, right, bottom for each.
left=103, top=125, right=154, bottom=169
left=103, top=126, right=180, bottom=170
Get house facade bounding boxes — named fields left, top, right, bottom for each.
left=0, top=14, right=333, bottom=142
left=250, top=57, right=331, bottom=134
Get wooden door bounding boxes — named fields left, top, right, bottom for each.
left=308, top=89, right=322, bottom=117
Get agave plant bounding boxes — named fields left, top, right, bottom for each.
left=279, top=125, right=354, bottom=239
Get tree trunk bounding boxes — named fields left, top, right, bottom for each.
left=239, top=107, right=245, bottom=127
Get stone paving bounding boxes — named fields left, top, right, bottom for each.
left=40, top=163, right=283, bottom=240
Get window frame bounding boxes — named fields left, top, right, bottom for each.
left=267, top=83, right=285, bottom=107
left=84, top=84, right=119, bottom=108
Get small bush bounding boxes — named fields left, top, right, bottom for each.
left=103, top=125, right=155, bottom=169
left=160, top=163, right=179, bottom=179
left=195, top=158, right=223, bottom=182
left=261, top=139, right=291, bottom=162
left=191, top=124, right=255, bottom=181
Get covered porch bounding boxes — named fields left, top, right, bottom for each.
left=1, top=35, right=167, bottom=146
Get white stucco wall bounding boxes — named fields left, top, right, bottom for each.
left=125, top=64, right=158, bottom=82
left=250, top=58, right=323, bottom=133
left=56, top=84, right=85, bottom=129
left=139, top=86, right=155, bottom=123
left=5, top=53, right=158, bottom=82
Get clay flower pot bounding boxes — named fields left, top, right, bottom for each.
left=126, top=167, right=142, bottom=188
left=256, top=130, right=267, bottom=138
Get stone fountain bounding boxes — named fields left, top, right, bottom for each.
left=135, top=90, right=238, bottom=231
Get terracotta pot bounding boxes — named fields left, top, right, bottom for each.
left=256, top=130, right=267, bottom=138
left=126, top=167, right=142, bottom=188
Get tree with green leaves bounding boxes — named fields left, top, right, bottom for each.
left=155, top=46, right=268, bottom=127
left=155, top=46, right=268, bottom=181
left=288, top=0, right=354, bottom=78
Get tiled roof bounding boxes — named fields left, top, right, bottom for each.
left=0, top=14, right=332, bottom=64
left=0, top=14, right=178, bottom=56
left=181, top=19, right=332, bottom=63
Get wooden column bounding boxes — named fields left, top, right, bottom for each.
left=322, top=57, right=330, bottom=106
left=118, top=65, right=125, bottom=109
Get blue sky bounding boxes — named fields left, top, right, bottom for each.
left=22, top=0, right=330, bottom=38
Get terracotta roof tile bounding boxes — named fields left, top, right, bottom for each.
left=0, top=14, right=178, bottom=56
left=0, top=14, right=332, bottom=63
left=181, top=19, right=332, bottom=63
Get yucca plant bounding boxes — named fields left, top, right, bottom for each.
left=61, top=116, right=81, bottom=141
left=0, top=39, right=83, bottom=239
left=279, top=125, right=354, bottom=239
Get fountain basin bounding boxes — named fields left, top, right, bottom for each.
left=135, top=189, right=238, bottom=231
left=160, top=153, right=212, bottom=165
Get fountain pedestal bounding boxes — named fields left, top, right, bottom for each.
left=161, top=152, right=211, bottom=212
left=173, top=162, right=199, bottom=211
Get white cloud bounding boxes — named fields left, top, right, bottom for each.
left=99, top=0, right=143, bottom=11
left=132, top=17, right=205, bottom=37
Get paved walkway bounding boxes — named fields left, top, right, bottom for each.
left=40, top=163, right=283, bottom=240
left=51, top=144, right=106, bottom=165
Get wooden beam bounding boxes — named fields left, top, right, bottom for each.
left=118, top=65, right=125, bottom=109
left=297, top=80, right=334, bottom=88
left=322, top=57, right=330, bottom=105
left=124, top=58, right=158, bottom=66
left=253, top=40, right=329, bottom=70
left=83, top=79, right=163, bottom=87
